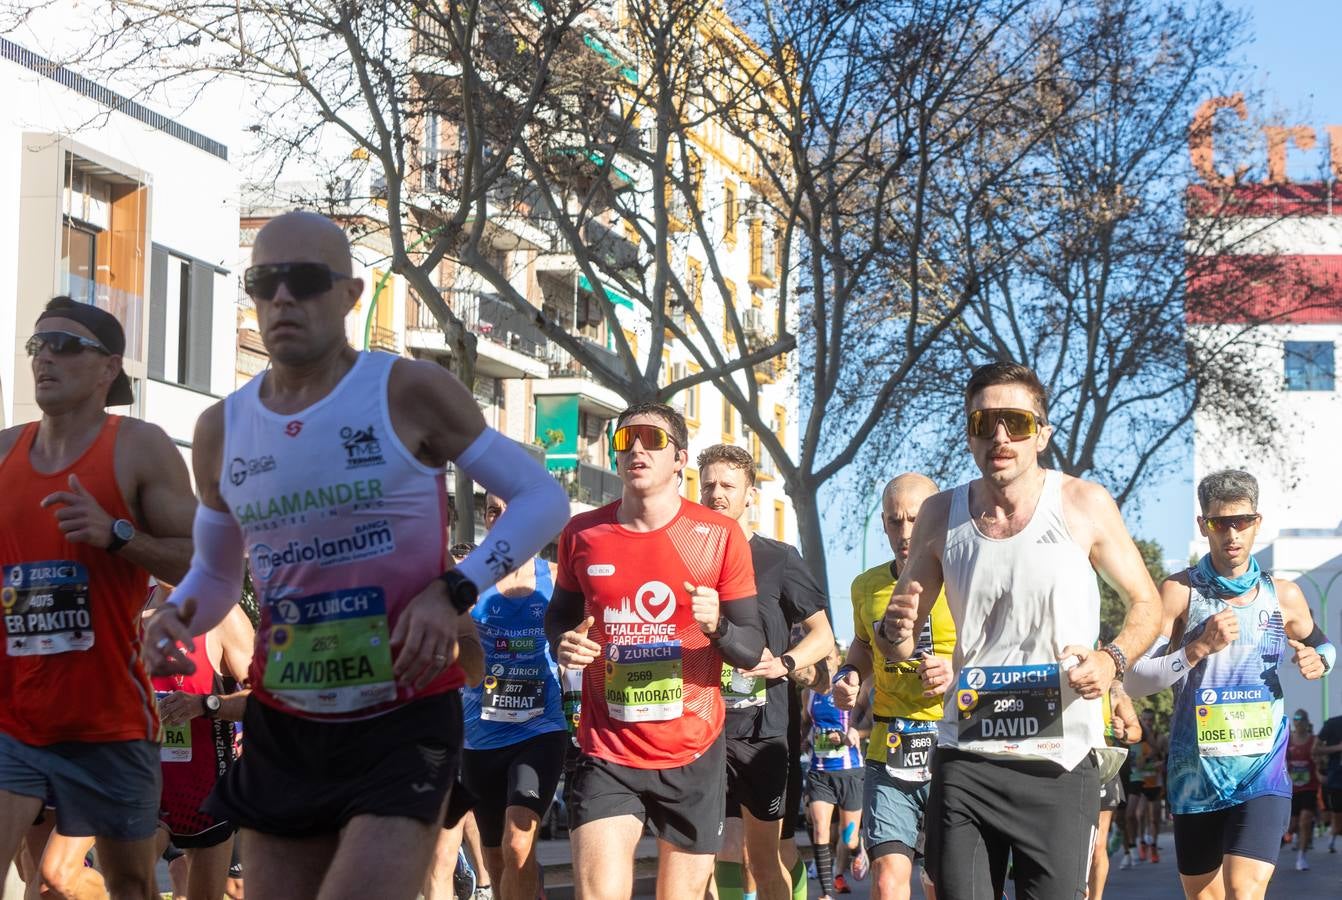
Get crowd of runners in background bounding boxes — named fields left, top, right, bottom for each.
left=1, top=211, right=1338, bottom=900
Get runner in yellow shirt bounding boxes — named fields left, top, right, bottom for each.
left=834, top=474, right=955, bottom=900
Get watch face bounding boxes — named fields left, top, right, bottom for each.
left=205, top=696, right=221, bottom=712
left=113, top=520, right=135, bottom=541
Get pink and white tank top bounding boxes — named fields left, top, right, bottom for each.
left=221, top=351, right=461, bottom=721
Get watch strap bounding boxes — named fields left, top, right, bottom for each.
left=439, top=569, right=479, bottom=615
left=107, top=519, right=133, bottom=553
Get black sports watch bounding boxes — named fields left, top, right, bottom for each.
left=439, top=569, right=479, bottom=614
left=107, top=519, right=135, bottom=553
left=781, top=654, right=797, bottom=674
left=202, top=694, right=222, bottom=719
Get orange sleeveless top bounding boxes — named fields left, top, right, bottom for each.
left=0, top=416, right=158, bottom=744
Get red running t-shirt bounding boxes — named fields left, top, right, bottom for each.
left=557, top=499, right=756, bottom=769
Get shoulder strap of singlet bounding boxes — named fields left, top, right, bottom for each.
left=534, top=557, right=552, bottom=593
left=0, top=422, right=41, bottom=476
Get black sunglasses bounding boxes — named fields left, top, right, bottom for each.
left=244, top=262, right=354, bottom=301
left=25, top=331, right=111, bottom=357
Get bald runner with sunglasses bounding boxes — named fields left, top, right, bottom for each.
left=876, top=362, right=1163, bottom=900
left=546, top=402, right=765, bottom=900
left=1121, top=469, right=1332, bottom=900
left=0, top=297, right=196, bottom=899
left=140, top=210, right=570, bottom=900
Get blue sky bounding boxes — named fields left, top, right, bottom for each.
left=820, top=0, right=1342, bottom=638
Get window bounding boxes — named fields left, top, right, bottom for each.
left=149, top=245, right=214, bottom=392
left=684, top=467, right=699, bottom=501
left=773, top=404, right=787, bottom=444
left=1285, top=341, right=1335, bottom=391
left=684, top=363, right=701, bottom=426
left=723, top=181, right=738, bottom=247
left=722, top=402, right=735, bottom=443
left=774, top=501, right=786, bottom=540
left=722, top=278, right=736, bottom=347
left=688, top=258, right=703, bottom=313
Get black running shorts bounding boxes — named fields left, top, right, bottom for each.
left=461, top=730, right=567, bottom=847
left=1172, top=794, right=1291, bottom=875
left=807, top=768, right=864, bottom=813
left=725, top=735, right=791, bottom=822
left=925, top=747, right=1099, bottom=900
left=1290, top=790, right=1318, bottom=816
left=781, top=684, right=803, bottom=840
left=568, top=736, right=726, bottom=854
left=205, top=693, right=462, bottom=836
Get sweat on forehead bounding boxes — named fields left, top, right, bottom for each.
left=253, top=211, right=354, bottom=274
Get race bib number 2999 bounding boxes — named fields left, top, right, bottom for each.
left=2, top=561, right=94, bottom=656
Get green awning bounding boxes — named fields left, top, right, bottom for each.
left=578, top=274, right=634, bottom=309
left=583, top=34, right=639, bottom=84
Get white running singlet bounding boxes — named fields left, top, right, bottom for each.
left=939, top=469, right=1103, bottom=769
left=221, top=351, right=459, bottom=720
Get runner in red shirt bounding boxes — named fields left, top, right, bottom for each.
left=546, top=402, right=764, bottom=900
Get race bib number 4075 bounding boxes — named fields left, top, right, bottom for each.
left=3, top=561, right=93, bottom=656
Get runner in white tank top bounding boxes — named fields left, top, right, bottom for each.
left=871, top=363, right=1163, bottom=900
left=142, top=211, right=570, bottom=900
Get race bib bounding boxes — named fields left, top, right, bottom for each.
left=720, top=662, right=766, bottom=710
left=155, top=692, right=191, bottom=762
left=1289, top=760, right=1312, bottom=786
left=955, top=664, right=1065, bottom=761
left=885, top=720, right=938, bottom=782
left=2, top=561, right=93, bottom=656
left=1195, top=685, right=1274, bottom=757
left=604, top=641, right=683, bottom=722
left=812, top=727, right=849, bottom=760
left=262, top=587, right=396, bottom=714
left=481, top=667, right=546, bottom=722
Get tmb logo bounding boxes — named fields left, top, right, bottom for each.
left=341, top=426, right=385, bottom=469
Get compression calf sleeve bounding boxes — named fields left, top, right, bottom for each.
left=790, top=858, right=807, bottom=900
left=168, top=505, right=246, bottom=635
left=452, top=428, right=570, bottom=595
left=715, top=861, right=744, bottom=900
left=814, top=843, right=836, bottom=898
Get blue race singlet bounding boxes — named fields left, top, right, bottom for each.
left=462, top=558, right=567, bottom=750
left=1166, top=573, right=1290, bottom=814
left=809, top=690, right=862, bottom=772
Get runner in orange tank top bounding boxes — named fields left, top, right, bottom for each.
left=0, top=297, right=195, bottom=900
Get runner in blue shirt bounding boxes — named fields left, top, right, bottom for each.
left=461, top=494, right=568, bottom=900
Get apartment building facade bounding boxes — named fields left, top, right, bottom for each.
left=0, top=37, right=239, bottom=464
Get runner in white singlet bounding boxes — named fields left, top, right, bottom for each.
left=875, top=362, right=1163, bottom=900
left=142, top=211, right=569, bottom=900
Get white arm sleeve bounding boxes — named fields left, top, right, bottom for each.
left=1125, top=639, right=1191, bottom=698
left=168, top=505, right=247, bottom=637
left=452, top=428, right=571, bottom=594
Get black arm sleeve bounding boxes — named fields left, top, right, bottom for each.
left=545, top=586, right=586, bottom=657
left=714, top=594, right=765, bottom=669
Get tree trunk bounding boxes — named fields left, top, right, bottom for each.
left=789, top=476, right=832, bottom=623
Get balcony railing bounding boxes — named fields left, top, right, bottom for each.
left=408, top=290, right=547, bottom=360
left=556, top=460, right=621, bottom=507
left=546, top=338, right=621, bottom=382
left=368, top=325, right=399, bottom=353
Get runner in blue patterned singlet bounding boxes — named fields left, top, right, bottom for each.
left=804, top=653, right=865, bottom=900
left=460, top=494, right=568, bottom=900
left=1123, top=469, right=1332, bottom=900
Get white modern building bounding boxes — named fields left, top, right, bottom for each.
left=1188, top=183, right=1342, bottom=722
left=0, top=37, right=239, bottom=464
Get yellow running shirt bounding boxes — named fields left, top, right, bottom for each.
left=851, top=561, right=957, bottom=765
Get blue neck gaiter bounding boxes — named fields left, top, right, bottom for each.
left=1192, top=553, right=1262, bottom=599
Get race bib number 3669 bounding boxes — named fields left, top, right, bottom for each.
left=2, top=561, right=93, bottom=656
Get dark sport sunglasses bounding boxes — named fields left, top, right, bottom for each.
left=25, top=331, right=111, bottom=357
left=1202, top=514, right=1260, bottom=533
left=244, top=262, right=354, bottom=301
left=967, top=407, right=1045, bottom=441
left=612, top=424, right=680, bottom=452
